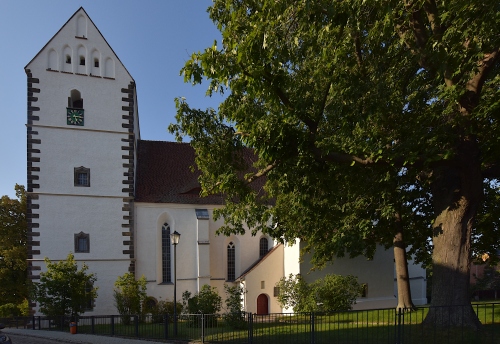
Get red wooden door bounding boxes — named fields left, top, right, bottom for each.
left=257, top=294, right=269, bottom=315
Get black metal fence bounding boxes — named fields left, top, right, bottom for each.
left=3, top=303, right=499, bottom=343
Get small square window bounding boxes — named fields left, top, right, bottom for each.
left=80, top=56, right=85, bottom=65
left=261, top=281, right=265, bottom=289
left=66, top=55, right=71, bottom=64
left=74, top=167, right=90, bottom=187
left=75, top=232, right=90, bottom=253
left=273, top=287, right=280, bottom=297
left=94, top=59, right=99, bottom=68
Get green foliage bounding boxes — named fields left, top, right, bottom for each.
left=0, top=303, right=18, bottom=317
left=313, top=274, right=362, bottom=312
left=170, top=0, right=500, bottom=323
left=113, top=273, right=147, bottom=324
left=276, top=274, right=314, bottom=313
left=472, top=265, right=500, bottom=295
left=223, top=283, right=246, bottom=329
left=276, top=273, right=362, bottom=313
left=0, top=185, right=28, bottom=308
left=144, top=297, right=183, bottom=323
left=32, top=253, right=97, bottom=317
left=0, top=299, right=29, bottom=317
left=183, top=285, right=222, bottom=314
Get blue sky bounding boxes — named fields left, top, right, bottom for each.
left=0, top=0, right=224, bottom=198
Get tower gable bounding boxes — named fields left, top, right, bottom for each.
left=26, top=7, right=132, bottom=81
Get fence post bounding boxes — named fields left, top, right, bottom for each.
left=201, top=313, right=205, bottom=343
left=163, top=314, right=169, bottom=339
left=134, top=315, right=139, bottom=337
left=247, top=312, right=253, bottom=344
left=396, top=308, right=402, bottom=344
left=111, top=315, right=115, bottom=336
left=310, top=312, right=315, bottom=344
left=32, top=316, right=35, bottom=330
left=91, top=316, right=95, bottom=334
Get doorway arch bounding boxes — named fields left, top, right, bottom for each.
left=257, top=294, right=269, bottom=315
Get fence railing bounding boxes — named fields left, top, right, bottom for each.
left=3, top=303, right=499, bottom=343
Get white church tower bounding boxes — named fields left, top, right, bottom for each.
left=25, top=7, right=139, bottom=314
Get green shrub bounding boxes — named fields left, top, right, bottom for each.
left=149, top=298, right=183, bottom=323
left=223, top=284, right=247, bottom=329
left=0, top=303, right=18, bottom=317
left=182, top=285, right=222, bottom=327
left=113, top=273, right=147, bottom=325
left=276, top=273, right=362, bottom=313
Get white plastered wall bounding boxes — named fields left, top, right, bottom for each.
left=26, top=8, right=135, bottom=315
left=134, top=203, right=273, bottom=311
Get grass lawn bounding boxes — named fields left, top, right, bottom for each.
left=42, top=303, right=500, bottom=343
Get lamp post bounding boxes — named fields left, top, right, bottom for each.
left=170, top=230, right=180, bottom=336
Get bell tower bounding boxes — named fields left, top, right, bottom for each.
left=25, top=7, right=139, bottom=314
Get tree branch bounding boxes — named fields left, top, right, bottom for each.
left=423, top=0, right=443, bottom=39
left=460, top=49, right=500, bottom=113
left=246, top=161, right=278, bottom=183
left=482, top=163, right=500, bottom=180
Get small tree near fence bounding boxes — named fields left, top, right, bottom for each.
left=183, top=285, right=222, bottom=327
left=32, top=253, right=97, bottom=318
left=113, top=272, right=147, bottom=325
left=223, top=283, right=246, bottom=329
left=276, top=273, right=362, bottom=313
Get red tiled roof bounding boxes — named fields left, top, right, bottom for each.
left=135, top=140, right=226, bottom=204
left=135, top=140, right=267, bottom=205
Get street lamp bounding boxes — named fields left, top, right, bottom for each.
left=170, top=230, right=180, bottom=336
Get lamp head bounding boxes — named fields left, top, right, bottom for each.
left=170, top=230, right=181, bottom=245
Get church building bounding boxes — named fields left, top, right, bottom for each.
left=25, top=8, right=427, bottom=316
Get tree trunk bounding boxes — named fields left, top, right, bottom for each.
left=423, top=140, right=482, bottom=329
left=393, top=219, right=416, bottom=311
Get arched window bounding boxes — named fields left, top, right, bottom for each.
left=63, top=46, right=72, bottom=73
left=69, top=89, right=83, bottom=108
left=76, top=14, right=87, bottom=38
left=259, top=237, right=269, bottom=258
left=227, top=242, right=235, bottom=281
left=48, top=49, right=58, bottom=70
left=104, top=57, right=115, bottom=78
left=162, top=223, right=172, bottom=283
left=77, top=45, right=87, bottom=74
left=91, top=50, right=101, bottom=76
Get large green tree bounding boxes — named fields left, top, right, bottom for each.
left=0, top=184, right=28, bottom=310
left=170, top=0, right=500, bottom=328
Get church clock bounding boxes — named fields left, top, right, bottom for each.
left=67, top=108, right=84, bottom=126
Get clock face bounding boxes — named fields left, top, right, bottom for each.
left=67, top=108, right=84, bottom=126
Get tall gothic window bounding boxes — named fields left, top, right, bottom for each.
left=259, top=237, right=269, bottom=258
left=227, top=242, right=235, bottom=281
left=162, top=223, right=172, bottom=283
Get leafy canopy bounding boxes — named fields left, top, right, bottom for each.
left=33, top=253, right=97, bottom=317
left=113, top=272, right=147, bottom=320
left=170, top=0, right=500, bottom=269
left=0, top=185, right=28, bottom=310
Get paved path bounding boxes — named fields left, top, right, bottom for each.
left=3, top=328, right=178, bottom=344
